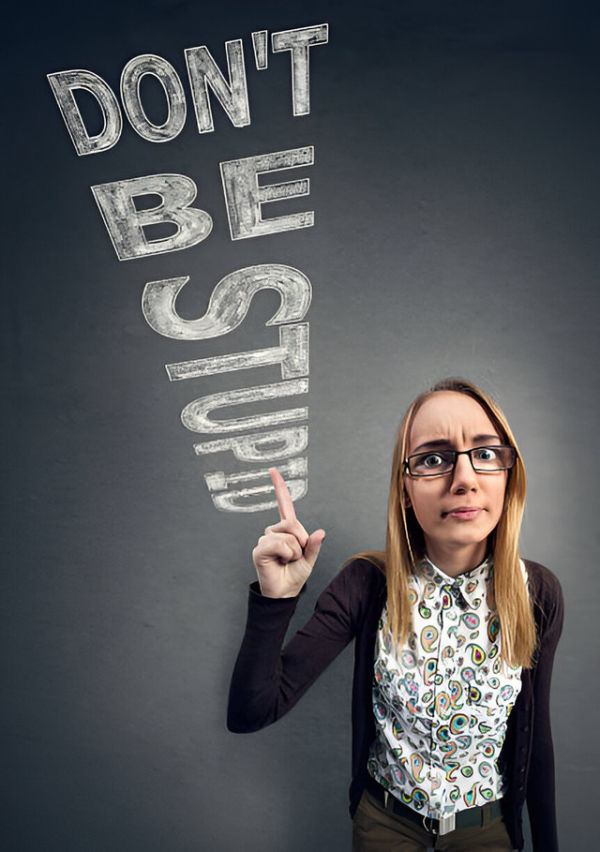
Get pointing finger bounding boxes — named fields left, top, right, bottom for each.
left=270, top=467, right=297, bottom=522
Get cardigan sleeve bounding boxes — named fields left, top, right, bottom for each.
left=526, top=565, right=565, bottom=851
left=227, top=560, right=372, bottom=733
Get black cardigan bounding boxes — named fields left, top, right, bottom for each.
left=228, top=558, right=563, bottom=851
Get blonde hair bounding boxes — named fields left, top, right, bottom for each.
left=358, top=378, right=536, bottom=668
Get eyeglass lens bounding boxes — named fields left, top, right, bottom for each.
left=407, top=446, right=515, bottom=476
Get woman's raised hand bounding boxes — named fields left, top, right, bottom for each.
left=252, top=468, right=326, bottom=598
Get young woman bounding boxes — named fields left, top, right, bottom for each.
left=228, top=378, right=563, bottom=851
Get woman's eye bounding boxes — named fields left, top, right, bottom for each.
left=474, top=447, right=497, bottom=461
left=422, top=453, right=444, bottom=467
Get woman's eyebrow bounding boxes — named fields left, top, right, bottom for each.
left=411, top=434, right=502, bottom=453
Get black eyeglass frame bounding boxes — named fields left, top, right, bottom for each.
left=403, top=445, right=517, bottom=477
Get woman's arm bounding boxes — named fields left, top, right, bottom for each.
left=228, top=468, right=362, bottom=733
left=227, top=561, right=363, bottom=732
left=526, top=567, right=565, bottom=851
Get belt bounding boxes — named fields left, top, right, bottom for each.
left=364, top=777, right=503, bottom=837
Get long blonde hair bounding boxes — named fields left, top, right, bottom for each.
left=358, top=378, right=536, bottom=668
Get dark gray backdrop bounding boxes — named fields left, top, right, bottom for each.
left=4, top=1, right=598, bottom=849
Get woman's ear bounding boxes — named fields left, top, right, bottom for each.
left=403, top=489, right=412, bottom=509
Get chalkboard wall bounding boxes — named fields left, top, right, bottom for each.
left=4, top=1, right=598, bottom=849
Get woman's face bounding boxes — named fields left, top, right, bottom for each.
left=403, top=391, right=509, bottom=569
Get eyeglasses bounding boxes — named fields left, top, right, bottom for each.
left=404, top=445, right=517, bottom=477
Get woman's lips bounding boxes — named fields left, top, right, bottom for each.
left=443, top=507, right=483, bottom=520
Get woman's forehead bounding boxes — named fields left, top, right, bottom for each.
left=409, top=391, right=500, bottom=446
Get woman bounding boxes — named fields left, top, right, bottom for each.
left=227, top=378, right=563, bottom=851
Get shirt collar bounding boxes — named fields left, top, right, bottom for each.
left=418, top=554, right=492, bottom=607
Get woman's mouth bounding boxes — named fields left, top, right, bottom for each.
left=443, top=507, right=483, bottom=520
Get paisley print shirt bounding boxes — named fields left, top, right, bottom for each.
left=367, top=556, right=523, bottom=819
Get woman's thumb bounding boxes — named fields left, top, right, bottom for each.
left=304, top=529, right=326, bottom=567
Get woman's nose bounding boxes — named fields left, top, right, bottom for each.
left=450, top=452, right=479, bottom=491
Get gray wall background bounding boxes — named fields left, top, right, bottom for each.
left=3, top=1, right=598, bottom=849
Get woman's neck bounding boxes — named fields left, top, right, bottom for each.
left=423, top=540, right=488, bottom=578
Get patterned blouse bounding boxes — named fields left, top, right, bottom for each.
left=367, top=556, right=524, bottom=819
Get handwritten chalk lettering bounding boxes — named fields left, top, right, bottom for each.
left=141, top=264, right=312, bottom=339
left=47, top=24, right=328, bottom=153
left=92, top=147, right=313, bottom=258
left=91, top=174, right=213, bottom=260
left=120, top=54, right=187, bottom=143
left=252, top=31, right=268, bottom=71
left=47, top=69, right=123, bottom=156
left=184, top=40, right=250, bottom=134
left=180, top=378, right=309, bottom=434
left=47, top=25, right=327, bottom=513
left=141, top=263, right=312, bottom=512
left=205, top=457, right=307, bottom=512
left=220, top=146, right=314, bottom=240
left=193, top=425, right=308, bottom=462
left=165, top=323, right=309, bottom=381
left=271, top=24, right=329, bottom=116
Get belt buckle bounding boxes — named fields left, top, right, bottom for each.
left=437, top=813, right=456, bottom=836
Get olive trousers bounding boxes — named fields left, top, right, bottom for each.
left=352, top=789, right=515, bottom=852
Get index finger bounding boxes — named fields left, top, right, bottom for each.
left=270, top=467, right=297, bottom=521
